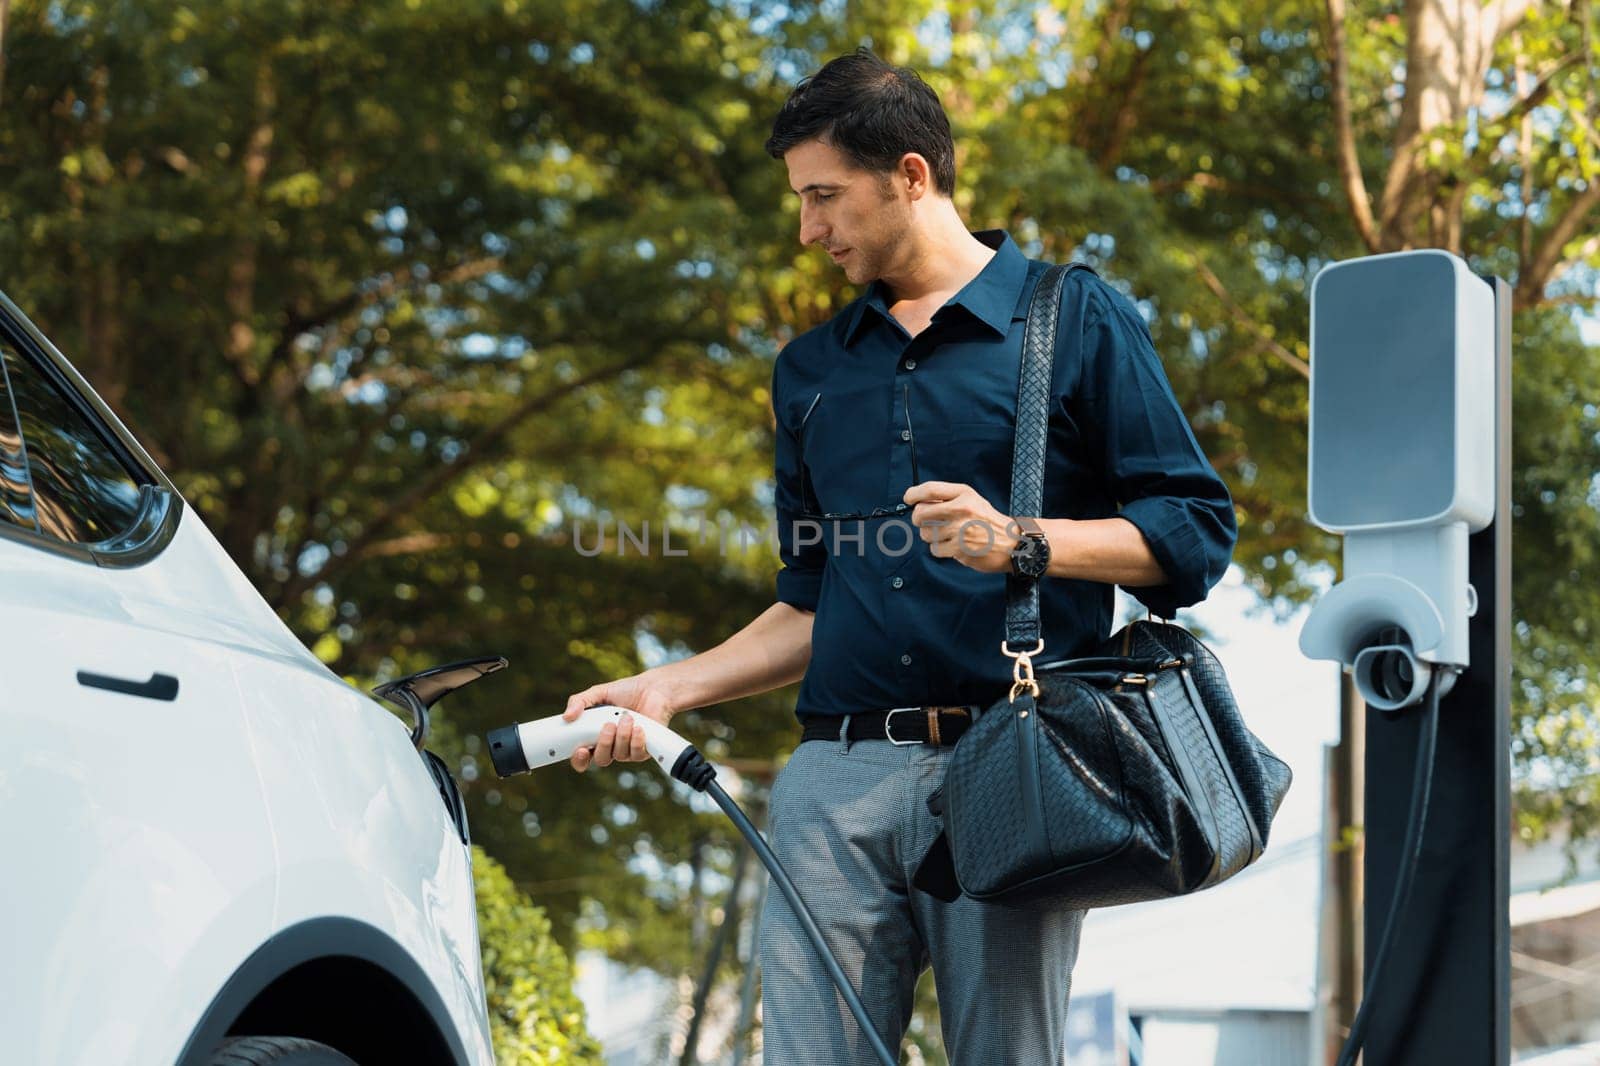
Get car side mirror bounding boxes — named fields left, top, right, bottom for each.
left=373, top=655, right=508, bottom=750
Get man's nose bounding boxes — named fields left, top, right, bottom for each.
left=798, top=205, right=827, bottom=247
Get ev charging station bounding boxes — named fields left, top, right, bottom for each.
left=1301, top=250, right=1511, bottom=1063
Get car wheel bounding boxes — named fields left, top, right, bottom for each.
left=208, top=1036, right=359, bottom=1065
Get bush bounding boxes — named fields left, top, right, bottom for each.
left=473, top=846, right=604, bottom=1065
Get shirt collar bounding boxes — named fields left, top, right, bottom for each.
left=843, top=229, right=1029, bottom=348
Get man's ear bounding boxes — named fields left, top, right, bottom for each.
left=896, top=152, right=933, bottom=200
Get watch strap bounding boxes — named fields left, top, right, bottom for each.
left=1013, top=515, right=1044, bottom=538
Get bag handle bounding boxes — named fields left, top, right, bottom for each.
left=1003, top=262, right=1095, bottom=664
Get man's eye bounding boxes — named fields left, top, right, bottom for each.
left=815, top=193, right=834, bottom=203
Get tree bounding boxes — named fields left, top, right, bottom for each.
left=1317, top=0, right=1600, bottom=837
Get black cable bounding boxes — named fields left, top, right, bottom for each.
left=1335, top=672, right=1443, bottom=1066
left=702, top=778, right=899, bottom=1066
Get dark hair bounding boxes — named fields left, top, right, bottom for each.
left=765, top=47, right=957, bottom=197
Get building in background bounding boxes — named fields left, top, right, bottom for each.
left=1509, top=829, right=1600, bottom=1059
left=1068, top=831, right=1320, bottom=1065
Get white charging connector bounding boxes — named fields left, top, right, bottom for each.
left=487, top=705, right=693, bottom=778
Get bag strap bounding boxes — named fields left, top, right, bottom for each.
left=1004, top=261, right=1094, bottom=656
left=913, top=262, right=1096, bottom=902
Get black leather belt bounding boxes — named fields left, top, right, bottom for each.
left=800, top=706, right=979, bottom=747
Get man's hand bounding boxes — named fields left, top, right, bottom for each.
left=561, top=674, right=676, bottom=773
left=903, top=480, right=1020, bottom=574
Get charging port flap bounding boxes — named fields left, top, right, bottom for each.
left=372, top=655, right=509, bottom=750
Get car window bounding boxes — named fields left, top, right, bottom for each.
left=0, top=336, right=142, bottom=543
left=0, top=349, right=36, bottom=531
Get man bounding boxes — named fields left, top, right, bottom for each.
left=562, top=48, right=1236, bottom=1064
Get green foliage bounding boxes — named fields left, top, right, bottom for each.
left=1507, top=313, right=1600, bottom=844
left=473, top=845, right=604, bottom=1065
left=3, top=0, right=1600, bottom=1054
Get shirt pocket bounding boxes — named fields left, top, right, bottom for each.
left=798, top=382, right=894, bottom=515
left=918, top=422, right=1017, bottom=507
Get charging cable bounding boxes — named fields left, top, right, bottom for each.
left=1335, top=672, right=1442, bottom=1066
left=488, top=709, right=900, bottom=1066
left=674, top=748, right=900, bottom=1066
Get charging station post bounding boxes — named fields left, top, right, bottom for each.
left=1300, top=254, right=1511, bottom=1064
left=1355, top=274, right=1511, bottom=1064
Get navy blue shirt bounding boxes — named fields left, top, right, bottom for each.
left=772, top=230, right=1236, bottom=719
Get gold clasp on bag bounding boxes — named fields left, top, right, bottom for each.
left=1001, top=639, right=1044, bottom=701
left=1118, top=658, right=1182, bottom=690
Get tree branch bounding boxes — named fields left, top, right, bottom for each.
left=1492, top=50, right=1584, bottom=131
left=1540, top=291, right=1600, bottom=309
left=1377, top=0, right=1539, bottom=250
left=1149, top=171, right=1324, bottom=207
left=1516, top=36, right=1535, bottom=267
left=267, top=255, right=503, bottom=370
left=1467, top=47, right=1587, bottom=180
left=1191, top=257, right=1311, bottom=380
left=0, top=0, right=12, bottom=110
left=272, top=351, right=660, bottom=607
left=1322, top=0, right=1381, bottom=252
left=1518, top=180, right=1600, bottom=307
left=1098, top=45, right=1153, bottom=173
left=1075, top=0, right=1134, bottom=93
left=360, top=531, right=458, bottom=558
left=1583, top=0, right=1596, bottom=132
left=1071, top=0, right=1135, bottom=152
left=224, top=58, right=277, bottom=387
left=1479, top=0, right=1539, bottom=60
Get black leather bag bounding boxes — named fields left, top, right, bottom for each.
left=911, top=263, right=1293, bottom=908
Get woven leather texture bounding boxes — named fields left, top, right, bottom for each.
left=1132, top=621, right=1293, bottom=843
left=943, top=681, right=1136, bottom=899
left=1146, top=667, right=1254, bottom=880
left=942, top=702, right=1043, bottom=892
left=936, top=621, right=1293, bottom=909
left=1004, top=262, right=1093, bottom=650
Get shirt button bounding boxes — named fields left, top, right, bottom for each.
left=900, top=653, right=913, bottom=666
left=902, top=358, right=917, bottom=371
left=891, top=576, right=904, bottom=589
left=900, top=428, right=912, bottom=441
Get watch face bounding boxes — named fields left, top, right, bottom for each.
left=1013, top=535, right=1049, bottom=578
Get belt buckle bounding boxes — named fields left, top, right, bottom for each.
left=883, top=707, right=921, bottom=746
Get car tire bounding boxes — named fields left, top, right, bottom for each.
left=208, top=1036, right=359, bottom=1065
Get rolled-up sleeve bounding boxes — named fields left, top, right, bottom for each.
left=772, top=352, right=825, bottom=611
left=1074, top=282, right=1237, bottom=617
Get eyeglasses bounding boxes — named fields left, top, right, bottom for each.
left=796, top=384, right=920, bottom=522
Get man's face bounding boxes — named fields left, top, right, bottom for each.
left=784, top=137, right=912, bottom=286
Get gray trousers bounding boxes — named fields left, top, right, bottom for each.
left=758, top=722, right=1086, bottom=1065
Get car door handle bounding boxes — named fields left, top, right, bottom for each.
left=76, top=670, right=180, bottom=701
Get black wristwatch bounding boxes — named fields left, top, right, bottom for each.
left=1008, top=516, right=1051, bottom=579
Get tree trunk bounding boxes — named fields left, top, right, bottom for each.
left=215, top=58, right=279, bottom=567
left=1376, top=0, right=1523, bottom=246
left=1377, top=0, right=1531, bottom=250
left=0, top=0, right=12, bottom=109
left=679, top=842, right=752, bottom=1066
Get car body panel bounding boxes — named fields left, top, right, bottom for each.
left=232, top=653, right=492, bottom=1061
left=0, top=292, right=493, bottom=1064
left=0, top=532, right=278, bottom=1065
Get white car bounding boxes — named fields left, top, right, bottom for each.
left=0, top=290, right=497, bottom=1066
